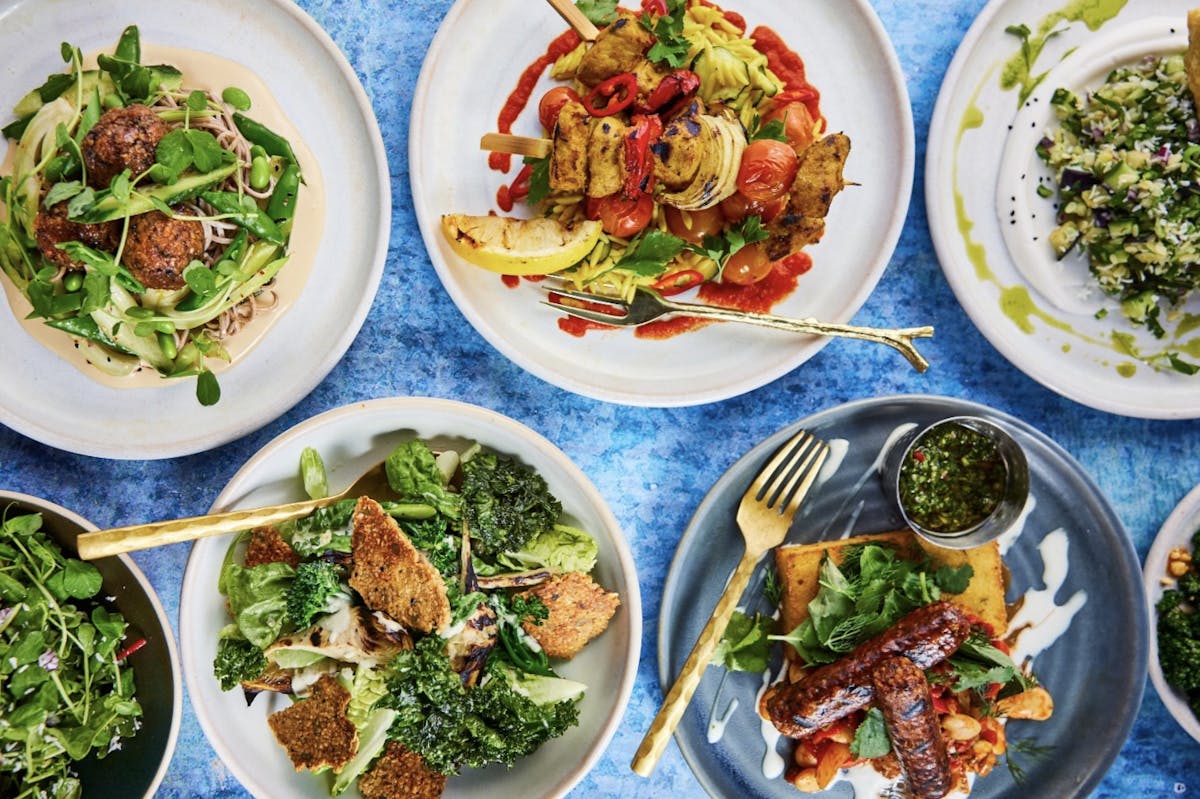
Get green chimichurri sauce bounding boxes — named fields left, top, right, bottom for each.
left=898, top=423, right=1007, bottom=534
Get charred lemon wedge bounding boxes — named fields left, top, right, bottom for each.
left=440, top=214, right=602, bottom=275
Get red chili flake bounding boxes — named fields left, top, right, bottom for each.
left=116, top=638, right=148, bottom=660
left=912, top=450, right=926, bottom=462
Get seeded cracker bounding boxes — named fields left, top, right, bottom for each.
left=266, top=675, right=358, bottom=772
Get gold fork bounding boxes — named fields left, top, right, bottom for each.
left=630, top=429, right=830, bottom=777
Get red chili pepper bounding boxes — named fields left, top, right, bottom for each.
left=116, top=637, right=148, bottom=660
left=509, top=163, right=533, bottom=202
left=641, top=0, right=668, bottom=13
left=623, top=114, right=664, bottom=197
left=639, top=69, right=701, bottom=113
left=980, top=726, right=999, bottom=745
left=651, top=269, right=704, bottom=296
left=912, top=449, right=926, bottom=462
left=583, top=73, right=638, bottom=117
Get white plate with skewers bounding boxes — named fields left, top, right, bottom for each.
left=410, top=0, right=914, bottom=406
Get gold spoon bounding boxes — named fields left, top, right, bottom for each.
left=75, top=462, right=394, bottom=560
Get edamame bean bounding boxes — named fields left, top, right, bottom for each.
left=125, top=306, right=155, bottom=319
left=62, top=271, right=84, bottom=292
left=157, top=331, right=178, bottom=360
left=249, top=156, right=270, bottom=190
left=221, top=86, right=252, bottom=111
left=249, top=145, right=268, bottom=161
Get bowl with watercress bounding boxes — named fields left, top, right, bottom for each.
left=0, top=490, right=181, bottom=799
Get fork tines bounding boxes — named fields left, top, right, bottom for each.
left=754, top=430, right=830, bottom=515
left=539, top=280, right=629, bottom=323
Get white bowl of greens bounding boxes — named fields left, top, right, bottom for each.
left=178, top=397, right=640, bottom=799
left=0, top=490, right=181, bottom=799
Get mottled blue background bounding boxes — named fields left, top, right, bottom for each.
left=2, top=0, right=1199, bottom=797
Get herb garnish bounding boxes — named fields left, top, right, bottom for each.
left=640, top=0, right=692, bottom=68
left=575, top=0, right=618, bottom=26
left=710, top=611, right=773, bottom=673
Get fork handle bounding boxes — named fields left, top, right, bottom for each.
left=631, top=547, right=761, bottom=777
left=661, top=297, right=934, bottom=372
left=75, top=496, right=334, bottom=560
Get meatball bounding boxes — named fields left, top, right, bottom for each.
left=81, top=104, right=169, bottom=189
left=123, top=210, right=206, bottom=290
left=33, top=200, right=120, bottom=269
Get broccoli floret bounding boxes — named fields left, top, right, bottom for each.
left=1178, top=571, right=1200, bottom=605
left=213, top=638, right=267, bottom=691
left=1158, top=588, right=1200, bottom=692
left=286, top=561, right=344, bottom=628
left=381, top=636, right=579, bottom=775
left=461, top=452, right=562, bottom=558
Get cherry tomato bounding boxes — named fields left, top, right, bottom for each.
left=663, top=205, right=725, bottom=245
left=765, top=101, right=817, bottom=153
left=736, top=139, right=799, bottom=203
left=596, top=192, right=654, bottom=238
left=537, top=86, right=581, bottom=132
left=719, top=191, right=785, bottom=224
left=722, top=243, right=772, bottom=285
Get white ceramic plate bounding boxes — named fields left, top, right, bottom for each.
left=411, top=0, right=912, bottom=406
left=927, top=0, right=1200, bottom=419
left=179, top=397, right=641, bottom=799
left=1144, top=481, right=1200, bottom=745
left=0, top=0, right=389, bottom=458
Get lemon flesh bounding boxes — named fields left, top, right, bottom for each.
left=440, top=213, right=602, bottom=275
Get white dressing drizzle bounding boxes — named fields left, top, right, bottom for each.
left=756, top=661, right=789, bottom=779
left=707, top=696, right=738, bottom=744
left=1008, top=528, right=1088, bottom=662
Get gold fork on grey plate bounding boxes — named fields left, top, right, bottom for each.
left=630, top=429, right=830, bottom=776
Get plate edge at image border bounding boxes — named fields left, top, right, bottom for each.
left=657, top=393, right=1146, bottom=798
left=408, top=0, right=915, bottom=407
left=0, top=0, right=392, bottom=459
left=178, top=396, right=642, bottom=799
left=924, top=0, right=1200, bottom=421
left=1144, top=481, right=1200, bottom=745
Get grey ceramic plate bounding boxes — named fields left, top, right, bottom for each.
left=0, top=491, right=181, bottom=799
left=658, top=395, right=1145, bottom=798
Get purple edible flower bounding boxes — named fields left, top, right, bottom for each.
left=38, top=649, right=59, bottom=671
left=0, top=607, right=13, bottom=626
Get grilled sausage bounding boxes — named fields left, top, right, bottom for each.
left=871, top=656, right=952, bottom=799
left=762, top=601, right=971, bottom=738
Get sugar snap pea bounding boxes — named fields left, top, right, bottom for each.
left=232, top=112, right=299, bottom=167
left=265, top=164, right=300, bottom=222
left=201, top=191, right=284, bottom=244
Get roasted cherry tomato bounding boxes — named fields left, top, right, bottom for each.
left=736, top=139, right=799, bottom=203
left=596, top=192, right=654, bottom=238
left=664, top=205, right=725, bottom=245
left=765, top=101, right=818, bottom=153
left=722, top=242, right=772, bottom=285
left=537, top=86, right=581, bottom=133
left=719, top=191, right=785, bottom=224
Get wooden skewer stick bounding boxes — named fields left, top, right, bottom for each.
left=480, top=133, right=552, bottom=159
left=545, top=0, right=600, bottom=41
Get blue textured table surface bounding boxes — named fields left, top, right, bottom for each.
left=2, top=0, right=1199, bottom=797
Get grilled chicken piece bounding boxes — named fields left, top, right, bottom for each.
left=577, top=12, right=656, bottom=88
left=652, top=106, right=707, bottom=192
left=585, top=116, right=629, bottom=197
left=550, top=100, right=591, bottom=193
left=651, top=101, right=744, bottom=210
left=446, top=602, right=498, bottom=687
left=765, top=132, right=851, bottom=259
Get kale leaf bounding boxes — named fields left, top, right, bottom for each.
left=461, top=451, right=562, bottom=558
left=286, top=561, right=344, bottom=628
left=213, top=637, right=267, bottom=691
left=382, top=636, right=578, bottom=775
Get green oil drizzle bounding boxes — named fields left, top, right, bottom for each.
left=1116, top=363, right=1137, bottom=377
left=1000, top=0, right=1129, bottom=105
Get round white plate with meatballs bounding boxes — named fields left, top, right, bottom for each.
left=178, top=397, right=641, bottom=799
left=0, top=0, right=388, bottom=458
left=411, top=0, right=913, bottom=406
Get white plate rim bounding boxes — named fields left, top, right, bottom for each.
left=926, top=0, right=1200, bottom=420
left=0, top=0, right=391, bottom=458
left=1143, top=480, right=1200, bottom=745
left=409, top=0, right=914, bottom=407
left=178, top=396, right=642, bottom=799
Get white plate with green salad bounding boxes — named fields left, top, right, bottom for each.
left=0, top=0, right=388, bottom=458
left=412, top=0, right=913, bottom=406
left=178, top=397, right=640, bottom=799
left=927, top=0, right=1200, bottom=419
